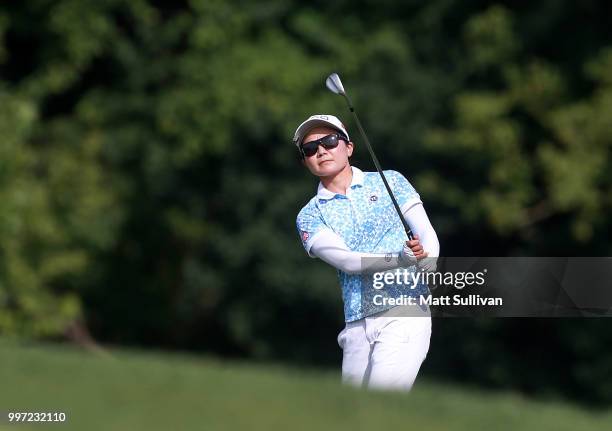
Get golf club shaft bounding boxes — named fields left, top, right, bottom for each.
left=342, top=96, right=414, bottom=241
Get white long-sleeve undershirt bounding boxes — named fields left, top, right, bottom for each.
left=309, top=203, right=439, bottom=274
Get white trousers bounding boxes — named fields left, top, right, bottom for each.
left=337, top=306, right=431, bottom=391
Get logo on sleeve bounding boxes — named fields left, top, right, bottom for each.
left=301, top=231, right=310, bottom=243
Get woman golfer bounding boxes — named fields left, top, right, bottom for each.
left=294, top=114, right=440, bottom=391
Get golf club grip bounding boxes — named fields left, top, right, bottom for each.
left=348, top=107, right=414, bottom=241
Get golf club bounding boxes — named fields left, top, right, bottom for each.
left=325, top=72, right=414, bottom=241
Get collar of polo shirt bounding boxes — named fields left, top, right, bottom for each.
left=316, top=166, right=364, bottom=200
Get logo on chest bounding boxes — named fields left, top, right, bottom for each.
left=369, top=194, right=378, bottom=202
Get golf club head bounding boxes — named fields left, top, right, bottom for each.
left=326, top=73, right=345, bottom=95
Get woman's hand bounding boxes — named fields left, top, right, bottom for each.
left=409, top=234, right=438, bottom=272
left=399, top=235, right=431, bottom=267
left=407, top=234, right=428, bottom=260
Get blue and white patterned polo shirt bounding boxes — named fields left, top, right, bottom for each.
left=296, top=166, right=429, bottom=322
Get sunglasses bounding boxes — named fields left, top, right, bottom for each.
left=300, top=133, right=348, bottom=158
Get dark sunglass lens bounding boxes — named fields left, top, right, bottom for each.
left=301, top=142, right=319, bottom=157
left=321, top=134, right=339, bottom=149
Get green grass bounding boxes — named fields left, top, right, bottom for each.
left=0, top=339, right=610, bottom=431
